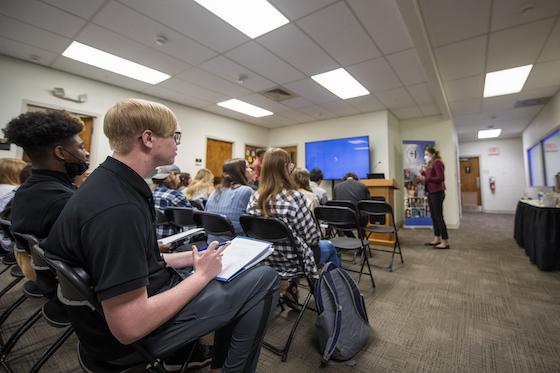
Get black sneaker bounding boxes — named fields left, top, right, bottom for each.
left=42, top=298, right=71, bottom=327
left=163, top=343, right=213, bottom=371
left=3, top=252, right=16, bottom=265
left=23, top=281, right=44, bottom=298
left=10, top=264, right=24, bottom=278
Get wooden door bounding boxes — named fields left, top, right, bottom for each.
left=281, top=145, right=297, bottom=165
left=206, top=138, right=233, bottom=177
left=460, top=157, right=481, bottom=206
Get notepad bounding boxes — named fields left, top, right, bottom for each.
left=158, top=228, right=204, bottom=245
left=216, top=237, right=274, bottom=282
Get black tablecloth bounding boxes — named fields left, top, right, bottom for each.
left=514, top=201, right=560, bottom=271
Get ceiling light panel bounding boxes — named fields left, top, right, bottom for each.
left=62, top=41, right=170, bottom=84
left=217, top=99, right=273, bottom=117
left=483, top=65, right=533, bottom=98
left=194, top=0, right=289, bottom=38
left=311, top=68, right=370, bottom=99
left=478, top=129, right=502, bottom=139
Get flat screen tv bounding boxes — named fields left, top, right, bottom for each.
left=305, top=135, right=370, bottom=180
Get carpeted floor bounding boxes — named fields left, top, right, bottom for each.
left=1, top=212, right=559, bottom=372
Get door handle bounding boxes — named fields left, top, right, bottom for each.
left=476, top=177, right=480, bottom=188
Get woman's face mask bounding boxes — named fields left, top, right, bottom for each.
left=424, top=154, right=432, bottom=163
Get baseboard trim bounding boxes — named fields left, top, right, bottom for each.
left=482, top=209, right=515, bottom=214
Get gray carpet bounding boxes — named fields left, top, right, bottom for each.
left=1, top=212, right=559, bottom=372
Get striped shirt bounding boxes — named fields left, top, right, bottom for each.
left=205, top=185, right=253, bottom=242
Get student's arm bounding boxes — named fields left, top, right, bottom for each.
left=162, top=250, right=194, bottom=268
left=102, top=243, right=222, bottom=345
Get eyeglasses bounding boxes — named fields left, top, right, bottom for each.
left=173, top=131, right=181, bottom=145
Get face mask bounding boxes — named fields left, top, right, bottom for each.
left=424, top=155, right=432, bottom=163
left=63, top=148, right=88, bottom=178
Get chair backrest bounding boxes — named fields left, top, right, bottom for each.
left=188, top=199, right=205, bottom=211
left=165, top=207, right=198, bottom=227
left=326, top=200, right=356, bottom=211
left=195, top=211, right=235, bottom=237
left=314, top=205, right=363, bottom=237
left=154, top=209, right=169, bottom=225
left=358, top=200, right=394, bottom=226
left=0, top=218, right=14, bottom=241
left=11, top=231, right=36, bottom=255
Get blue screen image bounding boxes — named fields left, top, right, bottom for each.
left=305, top=136, right=370, bottom=180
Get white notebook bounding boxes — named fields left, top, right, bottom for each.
left=158, top=227, right=204, bottom=245
left=216, top=237, right=274, bottom=282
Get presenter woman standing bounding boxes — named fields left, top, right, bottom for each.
left=420, top=146, right=450, bottom=249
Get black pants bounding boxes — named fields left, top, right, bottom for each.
left=428, top=191, right=448, bottom=240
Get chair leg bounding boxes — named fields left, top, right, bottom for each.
left=359, top=249, right=375, bottom=288
left=0, top=307, right=42, bottom=359
left=0, top=294, right=27, bottom=328
left=28, top=326, right=74, bottom=373
left=396, top=233, right=404, bottom=264
left=388, top=241, right=397, bottom=272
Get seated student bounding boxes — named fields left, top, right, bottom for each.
left=177, top=172, right=191, bottom=193
left=247, top=149, right=340, bottom=307
left=45, top=99, right=278, bottom=372
left=152, top=164, right=192, bottom=240
left=0, top=159, right=28, bottom=256
left=292, top=167, right=320, bottom=213
left=333, top=171, right=370, bottom=206
left=3, top=111, right=89, bottom=323
left=184, top=168, right=214, bottom=201
left=309, top=168, right=328, bottom=205
left=205, top=159, right=253, bottom=243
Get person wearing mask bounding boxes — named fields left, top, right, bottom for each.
left=309, top=168, right=328, bottom=205
left=3, top=111, right=90, bottom=324
left=45, top=99, right=278, bottom=372
left=205, top=158, right=253, bottom=243
left=184, top=168, right=214, bottom=201
left=250, top=148, right=266, bottom=184
left=420, top=146, right=450, bottom=249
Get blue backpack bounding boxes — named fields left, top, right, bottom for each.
left=314, top=262, right=370, bottom=365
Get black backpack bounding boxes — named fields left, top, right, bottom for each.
left=314, top=262, right=370, bottom=365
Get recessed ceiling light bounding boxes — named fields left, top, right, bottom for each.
left=62, top=41, right=170, bottom=84
left=217, top=99, right=273, bottom=117
left=194, top=0, right=289, bottom=38
left=478, top=129, right=502, bottom=139
left=483, top=65, right=533, bottom=98
left=311, top=68, right=369, bottom=99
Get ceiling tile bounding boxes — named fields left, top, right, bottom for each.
left=92, top=1, right=216, bottom=66
left=518, top=85, right=560, bottom=100
left=345, top=94, right=385, bottom=113
left=419, top=0, right=491, bottom=47
left=419, top=103, right=440, bottom=116
left=320, top=100, right=361, bottom=117
left=538, top=19, right=560, bottom=62
left=444, top=75, right=484, bottom=102
left=347, top=57, right=402, bottom=93
left=276, top=108, right=314, bottom=122
left=175, top=67, right=252, bottom=98
left=481, top=95, right=519, bottom=113
left=449, top=99, right=482, bottom=116
left=487, top=18, right=554, bottom=71
left=491, top=0, right=560, bottom=31
left=120, top=0, right=249, bottom=52
left=375, top=87, right=416, bottom=109
left=348, top=0, right=413, bottom=54
left=435, top=36, right=487, bottom=81
left=142, top=85, right=213, bottom=109
left=0, top=37, right=58, bottom=66
left=0, top=0, right=86, bottom=38
left=226, top=42, right=306, bottom=84
left=524, top=60, right=560, bottom=90
left=407, top=83, right=436, bottom=105
left=392, top=106, right=423, bottom=119
left=283, top=78, right=339, bottom=104
left=159, top=77, right=228, bottom=103
left=281, top=96, right=313, bottom=109
left=198, top=56, right=276, bottom=92
left=237, top=93, right=292, bottom=113
left=298, top=105, right=336, bottom=120
left=386, top=48, right=427, bottom=85
left=268, top=0, right=337, bottom=20
left=0, top=14, right=71, bottom=53
left=257, top=23, right=338, bottom=76
left=297, top=2, right=381, bottom=66
left=76, top=24, right=191, bottom=75
left=42, top=0, right=106, bottom=19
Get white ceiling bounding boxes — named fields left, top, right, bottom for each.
left=0, top=0, right=559, bottom=142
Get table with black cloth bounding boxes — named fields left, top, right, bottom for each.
left=514, top=200, right=560, bottom=271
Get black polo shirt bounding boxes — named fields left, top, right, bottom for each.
left=45, top=156, right=180, bottom=360
left=11, top=169, right=76, bottom=239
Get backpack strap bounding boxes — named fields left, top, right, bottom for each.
left=321, top=270, right=342, bottom=364
left=338, top=269, right=369, bottom=323
left=314, top=262, right=337, bottom=313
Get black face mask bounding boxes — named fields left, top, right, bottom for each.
left=63, top=148, right=88, bottom=179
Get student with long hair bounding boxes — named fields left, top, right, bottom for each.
left=0, top=158, right=28, bottom=211
left=292, top=167, right=320, bottom=213
left=184, top=168, right=214, bottom=201
left=420, top=146, right=450, bottom=249
left=205, top=158, right=253, bottom=243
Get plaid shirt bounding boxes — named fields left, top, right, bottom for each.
left=153, top=184, right=191, bottom=239
left=247, top=189, right=319, bottom=279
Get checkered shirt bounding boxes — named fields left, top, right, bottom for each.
left=153, top=184, right=191, bottom=239
left=247, top=189, right=319, bottom=279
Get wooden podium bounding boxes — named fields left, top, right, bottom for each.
left=360, top=179, right=400, bottom=247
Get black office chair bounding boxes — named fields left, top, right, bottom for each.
left=314, top=206, right=375, bottom=289
left=155, top=209, right=169, bottom=225
left=188, top=199, right=205, bottom=211
left=0, top=219, right=24, bottom=293
left=38, top=245, right=176, bottom=373
left=358, top=201, right=403, bottom=272
left=164, top=207, right=198, bottom=228
left=239, top=214, right=315, bottom=362
left=194, top=211, right=236, bottom=239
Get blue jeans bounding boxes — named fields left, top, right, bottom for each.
left=319, top=240, right=341, bottom=268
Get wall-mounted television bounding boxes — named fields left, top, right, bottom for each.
left=305, top=135, right=370, bottom=180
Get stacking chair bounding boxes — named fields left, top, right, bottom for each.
left=314, top=206, right=375, bottom=288
left=0, top=219, right=23, bottom=293
left=194, top=211, right=236, bottom=240
left=358, top=200, right=403, bottom=272
left=164, top=207, right=198, bottom=228
left=188, top=199, right=205, bottom=211
left=239, top=214, right=315, bottom=362
left=37, top=244, right=178, bottom=373
left=155, top=209, right=169, bottom=225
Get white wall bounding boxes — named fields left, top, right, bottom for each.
left=522, top=91, right=560, bottom=187
left=459, top=138, right=525, bottom=213
left=0, top=55, right=268, bottom=174
left=400, top=116, right=460, bottom=228
left=387, top=111, right=404, bottom=223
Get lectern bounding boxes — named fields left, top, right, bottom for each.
left=360, top=179, right=400, bottom=247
